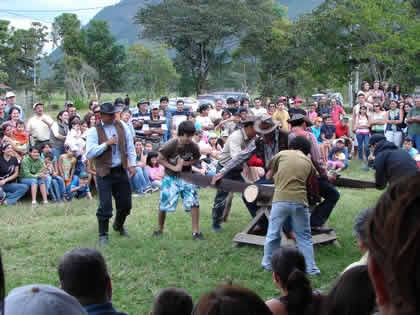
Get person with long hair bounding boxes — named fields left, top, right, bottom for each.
left=369, top=103, right=386, bottom=135
left=369, top=81, right=385, bottom=107
left=390, top=84, right=402, bottom=101
left=0, top=142, right=28, bottom=205
left=366, top=174, right=420, bottom=315
left=266, top=248, right=324, bottom=315
left=385, top=100, right=403, bottom=147
left=6, top=106, right=21, bottom=129
left=325, top=266, right=376, bottom=315
left=50, top=110, right=69, bottom=160
left=146, top=151, right=164, bottom=188
left=354, top=105, right=371, bottom=160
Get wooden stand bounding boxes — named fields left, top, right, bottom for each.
left=233, top=191, right=339, bottom=247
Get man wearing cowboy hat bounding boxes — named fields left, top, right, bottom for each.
left=288, top=114, right=339, bottom=234
left=211, top=114, right=290, bottom=232
left=210, top=115, right=258, bottom=232
left=86, top=102, right=137, bottom=245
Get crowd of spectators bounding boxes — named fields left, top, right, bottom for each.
left=2, top=172, right=419, bottom=315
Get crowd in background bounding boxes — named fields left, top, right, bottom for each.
left=0, top=82, right=418, bottom=206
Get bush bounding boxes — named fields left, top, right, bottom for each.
left=343, top=106, right=353, bottom=115
left=72, top=96, right=89, bottom=110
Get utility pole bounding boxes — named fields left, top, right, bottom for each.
left=33, top=55, right=36, bottom=87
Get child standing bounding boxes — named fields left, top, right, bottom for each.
left=153, top=120, right=203, bottom=240
left=58, top=146, right=76, bottom=187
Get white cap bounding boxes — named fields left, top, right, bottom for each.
left=5, top=284, right=88, bottom=315
left=5, top=91, right=15, bottom=98
left=33, top=102, right=43, bottom=109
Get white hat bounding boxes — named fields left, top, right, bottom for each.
left=33, top=102, right=43, bottom=109
left=5, top=91, right=15, bottom=98
left=5, top=284, right=88, bottom=315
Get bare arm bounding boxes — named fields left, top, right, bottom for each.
left=157, top=152, right=184, bottom=173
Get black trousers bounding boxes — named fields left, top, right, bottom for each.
left=310, top=177, right=340, bottom=227
left=96, top=166, right=132, bottom=221
left=211, top=165, right=243, bottom=228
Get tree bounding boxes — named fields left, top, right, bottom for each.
left=81, top=20, right=126, bottom=95
left=4, top=22, right=49, bottom=89
left=0, top=20, right=10, bottom=83
left=126, top=43, right=179, bottom=99
left=135, top=0, right=276, bottom=95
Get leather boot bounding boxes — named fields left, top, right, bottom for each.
left=98, top=219, right=109, bottom=245
left=112, top=212, right=130, bottom=237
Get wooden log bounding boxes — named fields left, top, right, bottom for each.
left=243, top=184, right=274, bottom=204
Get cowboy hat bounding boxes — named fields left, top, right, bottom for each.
left=288, top=114, right=313, bottom=127
left=100, top=102, right=121, bottom=114
left=254, top=114, right=281, bottom=134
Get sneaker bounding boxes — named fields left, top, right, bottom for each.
left=31, top=200, right=37, bottom=207
left=144, top=187, right=153, bottom=194
left=152, top=230, right=162, bottom=237
left=192, top=232, right=204, bottom=240
left=43, top=201, right=49, bottom=205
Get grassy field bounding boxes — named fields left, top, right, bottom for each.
left=0, top=159, right=382, bottom=315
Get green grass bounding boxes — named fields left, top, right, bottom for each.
left=0, top=160, right=381, bottom=315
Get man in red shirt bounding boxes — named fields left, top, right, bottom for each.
left=335, top=117, right=353, bottom=157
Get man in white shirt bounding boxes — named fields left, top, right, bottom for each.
left=250, top=98, right=267, bottom=117
left=27, top=103, right=54, bottom=149
left=209, top=99, right=224, bottom=123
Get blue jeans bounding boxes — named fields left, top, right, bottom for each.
left=242, top=178, right=292, bottom=233
left=356, top=133, right=370, bottom=160
left=409, top=134, right=420, bottom=150
left=262, top=201, right=320, bottom=275
left=2, top=183, right=29, bottom=205
left=20, top=178, right=47, bottom=186
left=47, top=175, right=65, bottom=200
left=130, top=167, right=152, bottom=193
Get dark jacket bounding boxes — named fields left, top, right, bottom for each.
left=374, top=140, right=418, bottom=189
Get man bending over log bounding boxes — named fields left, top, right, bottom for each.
left=212, top=115, right=290, bottom=233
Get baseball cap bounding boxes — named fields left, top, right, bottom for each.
left=79, top=172, right=89, bottom=179
left=5, top=284, right=87, bottom=315
left=5, top=91, right=15, bottom=98
left=32, top=102, right=43, bottom=109
left=295, top=97, right=302, bottom=104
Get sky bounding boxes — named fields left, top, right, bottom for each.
left=0, top=0, right=121, bottom=53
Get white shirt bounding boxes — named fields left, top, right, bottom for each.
left=250, top=107, right=267, bottom=117
left=27, top=114, right=54, bottom=141
left=209, top=109, right=223, bottom=122
left=196, top=116, right=213, bottom=129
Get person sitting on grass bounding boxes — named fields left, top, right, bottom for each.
left=193, top=285, right=272, bottom=315
left=402, top=137, right=418, bottom=158
left=153, top=120, right=203, bottom=240
left=327, top=139, right=349, bottom=172
left=43, top=152, right=66, bottom=202
left=146, top=152, right=164, bottom=189
left=261, top=136, right=320, bottom=275
left=19, top=146, right=49, bottom=206
left=2, top=124, right=25, bottom=158
left=265, top=248, right=325, bottom=315
left=0, top=142, right=28, bottom=205
left=150, top=288, right=193, bottom=315
left=67, top=172, right=92, bottom=200
left=131, top=139, right=154, bottom=196
left=58, top=145, right=76, bottom=187
left=325, top=266, right=376, bottom=315
left=58, top=247, right=127, bottom=315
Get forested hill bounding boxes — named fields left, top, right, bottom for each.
left=89, top=0, right=324, bottom=46
left=41, top=0, right=323, bottom=77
